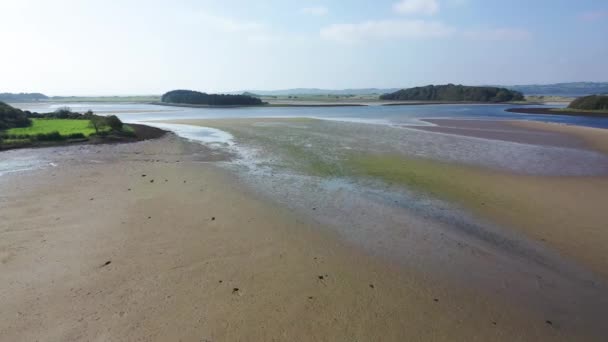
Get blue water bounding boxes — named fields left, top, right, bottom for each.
left=12, top=102, right=608, bottom=129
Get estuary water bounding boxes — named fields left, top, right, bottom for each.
left=12, top=101, right=608, bottom=129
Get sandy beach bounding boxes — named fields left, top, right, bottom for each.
left=1, top=131, right=590, bottom=341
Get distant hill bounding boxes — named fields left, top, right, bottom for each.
left=0, top=101, right=31, bottom=130
left=380, top=84, right=524, bottom=102
left=161, top=90, right=264, bottom=106
left=501, top=82, right=608, bottom=96
left=0, top=92, right=49, bottom=102
left=568, top=95, right=608, bottom=111
left=236, top=88, right=401, bottom=96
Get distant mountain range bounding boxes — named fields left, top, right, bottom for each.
left=2, top=83, right=608, bottom=100
left=0, top=92, right=49, bottom=102
left=235, top=88, right=401, bottom=96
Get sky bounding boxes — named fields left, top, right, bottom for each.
left=0, top=0, right=607, bottom=95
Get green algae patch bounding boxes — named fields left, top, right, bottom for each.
left=344, top=153, right=525, bottom=216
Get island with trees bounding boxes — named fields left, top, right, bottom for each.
left=161, top=90, right=265, bottom=107
left=0, top=102, right=164, bottom=150
left=380, top=84, right=524, bottom=103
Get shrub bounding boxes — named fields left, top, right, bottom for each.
left=35, top=131, right=64, bottom=141
left=66, top=133, right=86, bottom=139
left=106, top=115, right=123, bottom=131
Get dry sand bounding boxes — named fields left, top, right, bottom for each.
left=0, top=134, right=576, bottom=341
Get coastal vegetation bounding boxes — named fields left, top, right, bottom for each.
left=161, top=89, right=264, bottom=106
left=0, top=101, right=31, bottom=129
left=568, top=95, right=608, bottom=111
left=380, top=84, right=524, bottom=102
left=0, top=104, right=136, bottom=149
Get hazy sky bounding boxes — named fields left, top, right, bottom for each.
left=1, top=0, right=607, bottom=95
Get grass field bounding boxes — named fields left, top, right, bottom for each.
left=7, top=119, right=106, bottom=136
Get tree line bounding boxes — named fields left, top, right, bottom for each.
left=161, top=90, right=264, bottom=106
left=380, top=84, right=524, bottom=102
left=568, top=95, right=608, bottom=111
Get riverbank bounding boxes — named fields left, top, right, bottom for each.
left=0, top=134, right=578, bottom=341
left=506, top=107, right=608, bottom=117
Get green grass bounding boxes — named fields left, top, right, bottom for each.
left=7, top=119, right=107, bottom=136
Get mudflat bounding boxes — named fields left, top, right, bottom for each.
left=0, top=133, right=578, bottom=341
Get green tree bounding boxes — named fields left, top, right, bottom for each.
left=106, top=115, right=123, bottom=131
left=89, top=115, right=108, bottom=134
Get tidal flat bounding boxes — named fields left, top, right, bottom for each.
left=164, top=117, right=608, bottom=339
left=4, top=113, right=608, bottom=341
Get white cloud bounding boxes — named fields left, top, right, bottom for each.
left=320, top=19, right=453, bottom=43
left=393, top=0, right=439, bottom=15
left=463, top=28, right=531, bottom=41
left=301, top=6, right=329, bottom=16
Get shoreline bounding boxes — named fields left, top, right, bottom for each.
left=506, top=107, right=608, bottom=117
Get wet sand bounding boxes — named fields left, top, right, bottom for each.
left=1, top=134, right=578, bottom=341
left=511, top=120, right=608, bottom=154
left=506, top=107, right=608, bottom=117
left=412, top=119, right=591, bottom=150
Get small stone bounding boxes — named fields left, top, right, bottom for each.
left=546, top=320, right=553, bottom=326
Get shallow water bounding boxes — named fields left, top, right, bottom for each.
left=12, top=101, right=608, bottom=129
